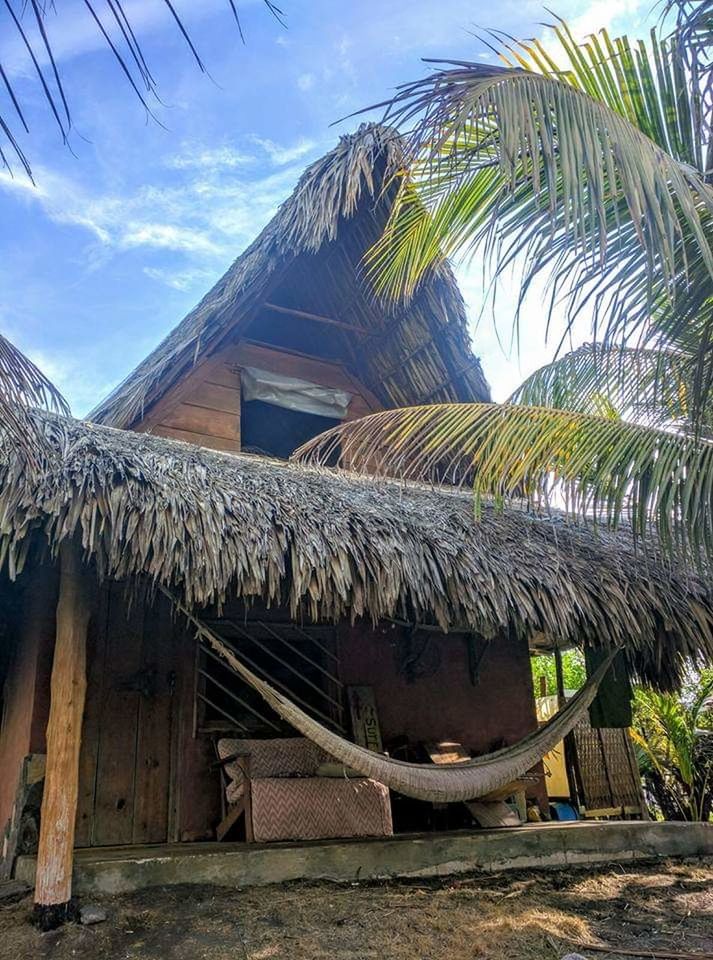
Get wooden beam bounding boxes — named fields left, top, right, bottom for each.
left=33, top=543, right=91, bottom=930
left=554, top=645, right=566, bottom=709
left=263, top=301, right=369, bottom=335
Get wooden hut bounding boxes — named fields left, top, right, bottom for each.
left=1, top=125, right=712, bottom=923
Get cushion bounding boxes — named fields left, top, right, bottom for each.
left=218, top=737, right=333, bottom=806
left=250, top=776, right=393, bottom=842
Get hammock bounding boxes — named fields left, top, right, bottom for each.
left=172, top=596, right=617, bottom=804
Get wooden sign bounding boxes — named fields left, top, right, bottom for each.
left=347, top=686, right=383, bottom=753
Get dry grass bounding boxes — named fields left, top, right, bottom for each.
left=1, top=859, right=711, bottom=960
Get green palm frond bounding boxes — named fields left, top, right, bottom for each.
left=370, top=62, right=712, bottom=294
left=0, top=333, right=69, bottom=464
left=499, top=18, right=706, bottom=167
left=510, top=343, right=707, bottom=430
left=292, top=402, right=713, bottom=560
left=366, top=11, right=713, bottom=423
left=661, top=1, right=713, bottom=178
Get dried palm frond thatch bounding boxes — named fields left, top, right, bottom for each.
left=0, top=333, right=69, bottom=464
left=89, top=124, right=490, bottom=430
left=1, top=413, right=711, bottom=691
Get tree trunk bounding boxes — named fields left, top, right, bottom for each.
left=32, top=543, right=91, bottom=930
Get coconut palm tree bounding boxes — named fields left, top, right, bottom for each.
left=293, top=4, right=713, bottom=563
left=367, top=5, right=712, bottom=422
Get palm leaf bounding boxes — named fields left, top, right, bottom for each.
left=372, top=63, right=712, bottom=290
left=292, top=402, right=713, bottom=561
left=0, top=333, right=69, bottom=464
left=506, top=20, right=705, bottom=167
left=510, top=343, right=709, bottom=431
left=0, top=1, right=285, bottom=180
left=366, top=12, right=713, bottom=424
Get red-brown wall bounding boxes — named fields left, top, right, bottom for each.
left=8, top=591, right=547, bottom=852
left=339, top=623, right=539, bottom=754
left=339, top=622, right=548, bottom=812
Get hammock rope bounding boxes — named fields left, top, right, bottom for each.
left=168, top=592, right=617, bottom=803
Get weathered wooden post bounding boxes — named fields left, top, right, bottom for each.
left=33, top=542, right=92, bottom=930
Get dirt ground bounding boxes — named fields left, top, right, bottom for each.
left=0, top=859, right=711, bottom=960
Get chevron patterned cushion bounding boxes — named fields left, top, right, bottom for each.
left=217, top=737, right=393, bottom=841
left=218, top=737, right=333, bottom=804
left=250, top=776, right=393, bottom=842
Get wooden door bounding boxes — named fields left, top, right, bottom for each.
left=76, top=585, right=177, bottom=847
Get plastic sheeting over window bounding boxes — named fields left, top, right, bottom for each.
left=240, top=366, right=351, bottom=420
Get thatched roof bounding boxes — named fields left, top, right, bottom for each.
left=1, top=414, right=712, bottom=691
left=89, top=124, right=490, bottom=430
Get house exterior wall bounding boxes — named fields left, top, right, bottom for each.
left=4, top=580, right=547, bottom=854
left=168, top=618, right=548, bottom=841
left=74, top=584, right=220, bottom=848
left=338, top=621, right=549, bottom=813
left=133, top=340, right=380, bottom=454
left=339, top=623, right=539, bottom=755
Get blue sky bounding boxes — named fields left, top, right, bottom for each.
left=0, top=0, right=650, bottom=414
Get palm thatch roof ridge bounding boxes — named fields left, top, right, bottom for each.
left=1, top=414, right=711, bottom=690
left=89, top=124, right=490, bottom=429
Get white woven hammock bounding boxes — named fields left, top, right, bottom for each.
left=172, top=595, right=616, bottom=803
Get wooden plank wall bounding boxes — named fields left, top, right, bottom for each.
left=134, top=340, right=381, bottom=453
left=75, top=585, right=182, bottom=847
left=137, top=354, right=243, bottom=453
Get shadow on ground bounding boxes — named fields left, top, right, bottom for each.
left=1, top=858, right=711, bottom=960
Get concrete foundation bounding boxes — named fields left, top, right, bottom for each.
left=15, top=822, right=713, bottom=896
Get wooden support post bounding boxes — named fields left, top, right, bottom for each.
left=263, top=301, right=369, bottom=335
left=554, top=645, right=583, bottom=812
left=554, top=645, right=566, bottom=709
left=33, top=543, right=91, bottom=930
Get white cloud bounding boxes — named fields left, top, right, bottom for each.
left=297, top=73, right=315, bottom=92
left=165, top=135, right=320, bottom=173
left=166, top=146, right=254, bottom=171
left=0, top=142, right=318, bottom=286
left=248, top=135, right=318, bottom=166
left=566, top=0, right=647, bottom=38
left=122, top=222, right=220, bottom=255
left=143, top=265, right=218, bottom=291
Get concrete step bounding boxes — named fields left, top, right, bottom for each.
left=15, top=821, right=713, bottom=896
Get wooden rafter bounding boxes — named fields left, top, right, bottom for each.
left=263, top=302, right=369, bottom=336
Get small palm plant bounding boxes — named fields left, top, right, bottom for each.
left=632, top=671, right=713, bottom=821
